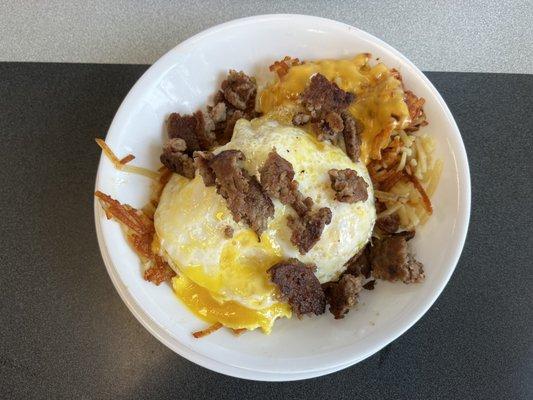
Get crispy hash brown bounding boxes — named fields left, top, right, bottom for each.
left=95, top=190, right=175, bottom=285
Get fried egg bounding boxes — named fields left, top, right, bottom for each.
left=154, top=118, right=376, bottom=333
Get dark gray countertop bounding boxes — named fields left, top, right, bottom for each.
left=0, top=63, right=531, bottom=399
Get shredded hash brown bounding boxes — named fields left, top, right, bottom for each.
left=95, top=190, right=176, bottom=285
left=192, top=322, right=223, bottom=338
left=269, top=56, right=302, bottom=78
left=95, top=138, right=159, bottom=180
left=366, top=69, right=440, bottom=232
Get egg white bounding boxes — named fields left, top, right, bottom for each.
left=155, top=118, right=376, bottom=310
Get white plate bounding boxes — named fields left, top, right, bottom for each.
left=94, top=14, right=470, bottom=381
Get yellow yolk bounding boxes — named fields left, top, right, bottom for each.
left=181, top=231, right=283, bottom=308
left=259, top=53, right=410, bottom=163
left=172, top=274, right=291, bottom=333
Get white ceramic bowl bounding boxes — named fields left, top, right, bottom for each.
left=94, top=14, right=470, bottom=381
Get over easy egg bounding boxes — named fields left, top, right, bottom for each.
left=154, top=118, right=376, bottom=333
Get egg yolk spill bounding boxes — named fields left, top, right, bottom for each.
left=259, top=53, right=410, bottom=163
left=172, top=275, right=291, bottom=333
left=171, top=230, right=292, bottom=333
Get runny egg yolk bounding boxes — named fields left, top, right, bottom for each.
left=171, top=230, right=292, bottom=333
left=172, top=275, right=291, bottom=334
left=181, top=231, right=284, bottom=309
left=259, top=53, right=410, bottom=163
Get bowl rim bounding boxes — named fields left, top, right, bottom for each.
left=94, top=13, right=471, bottom=381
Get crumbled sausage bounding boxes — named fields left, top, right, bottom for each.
left=258, top=150, right=313, bottom=216
left=404, top=257, right=425, bottom=283
left=324, top=274, right=363, bottom=319
left=193, top=151, right=216, bottom=186
left=221, top=70, right=257, bottom=112
left=287, top=207, right=332, bottom=255
left=167, top=113, right=201, bottom=153
left=259, top=150, right=332, bottom=253
left=167, top=111, right=215, bottom=153
left=341, top=113, right=362, bottom=161
left=300, top=73, right=354, bottom=120
left=208, top=71, right=260, bottom=145
left=220, top=109, right=244, bottom=145
left=325, top=111, right=345, bottom=133
left=370, top=236, right=425, bottom=283
left=207, top=150, right=274, bottom=235
left=328, top=168, right=369, bottom=203
left=160, top=138, right=196, bottom=179
left=344, top=245, right=371, bottom=278
left=209, top=101, right=227, bottom=123
left=376, top=213, right=400, bottom=234
left=290, top=74, right=361, bottom=161
left=259, top=150, right=297, bottom=204
left=193, top=110, right=216, bottom=150
left=290, top=193, right=315, bottom=217
left=269, top=258, right=326, bottom=316
left=166, top=70, right=260, bottom=164
left=314, top=118, right=339, bottom=143
left=297, top=73, right=355, bottom=145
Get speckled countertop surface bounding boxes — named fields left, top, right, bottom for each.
left=0, top=0, right=532, bottom=72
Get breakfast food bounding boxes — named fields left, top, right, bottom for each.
left=96, top=53, right=441, bottom=335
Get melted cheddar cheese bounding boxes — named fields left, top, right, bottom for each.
left=259, top=53, right=410, bottom=163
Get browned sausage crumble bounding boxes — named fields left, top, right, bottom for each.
left=328, top=168, right=369, bottom=203
left=287, top=208, right=332, bottom=255
left=370, top=236, right=425, bottom=283
left=160, top=138, right=196, bottom=179
left=341, top=112, right=362, bottom=161
left=292, top=73, right=363, bottom=162
left=344, top=245, right=371, bottom=278
left=321, top=233, right=425, bottom=318
left=376, top=213, right=400, bottom=234
left=259, top=150, right=332, bottom=254
left=193, top=151, right=216, bottom=186
left=299, top=73, right=354, bottom=125
left=259, top=150, right=298, bottom=204
left=197, top=149, right=274, bottom=236
left=167, top=111, right=214, bottom=152
left=211, top=70, right=260, bottom=145
left=221, top=70, right=257, bottom=111
left=269, top=258, right=326, bottom=316
left=323, top=274, right=363, bottom=319
left=161, top=70, right=260, bottom=178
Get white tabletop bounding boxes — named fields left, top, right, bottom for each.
left=1, top=0, right=531, bottom=73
